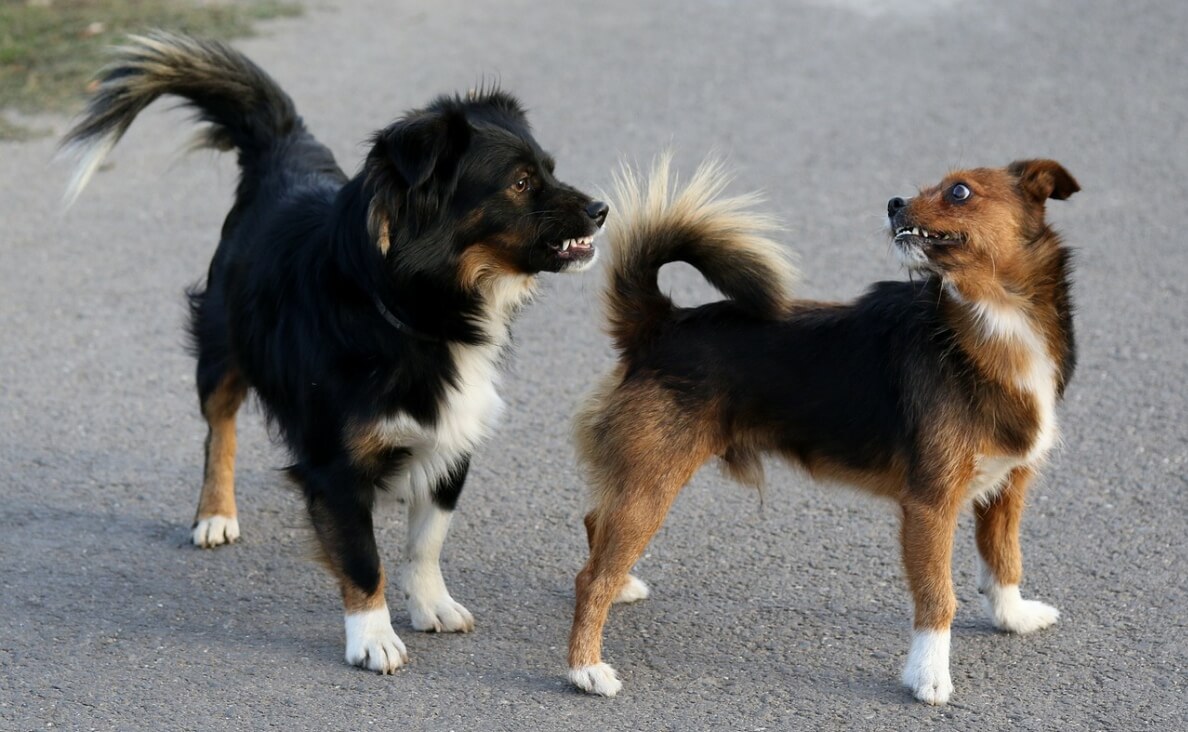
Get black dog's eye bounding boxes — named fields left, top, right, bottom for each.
left=511, top=176, right=532, bottom=194
left=950, top=183, right=972, bottom=202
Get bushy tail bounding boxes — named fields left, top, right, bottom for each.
left=61, top=31, right=300, bottom=204
left=602, top=154, right=798, bottom=354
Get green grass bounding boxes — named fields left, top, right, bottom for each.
left=0, top=0, right=301, bottom=139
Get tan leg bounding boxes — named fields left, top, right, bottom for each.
left=975, top=467, right=1059, bottom=633
left=568, top=376, right=722, bottom=696
left=975, top=467, right=1030, bottom=587
left=568, top=441, right=709, bottom=697
left=584, top=511, right=650, bottom=606
left=899, top=497, right=961, bottom=705
left=192, top=371, right=246, bottom=548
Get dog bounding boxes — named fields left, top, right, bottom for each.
left=567, top=156, right=1078, bottom=704
left=61, top=32, right=607, bottom=673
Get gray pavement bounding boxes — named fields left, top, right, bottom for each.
left=1, top=1, right=1185, bottom=729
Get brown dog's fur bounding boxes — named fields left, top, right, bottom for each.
left=567, top=157, right=1079, bottom=704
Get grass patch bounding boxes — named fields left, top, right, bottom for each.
left=0, top=0, right=302, bottom=139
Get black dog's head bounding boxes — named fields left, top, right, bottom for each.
left=365, top=90, right=605, bottom=296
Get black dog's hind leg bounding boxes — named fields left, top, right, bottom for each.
left=303, top=464, right=407, bottom=673
left=192, top=349, right=247, bottom=548
left=399, top=456, right=476, bottom=633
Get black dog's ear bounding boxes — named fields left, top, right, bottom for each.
left=1008, top=159, right=1080, bottom=203
left=372, top=106, right=471, bottom=190
left=365, top=105, right=471, bottom=252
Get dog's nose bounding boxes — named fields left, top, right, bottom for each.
left=887, top=197, right=907, bottom=218
left=585, top=200, right=609, bottom=227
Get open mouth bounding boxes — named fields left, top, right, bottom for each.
left=893, top=226, right=961, bottom=245
left=549, top=234, right=597, bottom=261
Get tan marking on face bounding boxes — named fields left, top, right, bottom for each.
left=904, top=164, right=1075, bottom=311
left=902, top=168, right=1032, bottom=303
left=458, top=242, right=520, bottom=291
left=368, top=201, right=390, bottom=255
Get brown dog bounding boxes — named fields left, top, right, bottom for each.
left=567, top=157, right=1078, bottom=704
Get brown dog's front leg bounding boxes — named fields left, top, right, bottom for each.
left=899, top=496, right=961, bottom=705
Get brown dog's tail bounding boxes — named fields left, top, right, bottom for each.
left=602, top=154, right=797, bottom=354
left=61, top=31, right=301, bottom=205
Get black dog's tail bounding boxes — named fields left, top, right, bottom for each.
left=602, top=154, right=798, bottom=355
left=61, top=31, right=300, bottom=204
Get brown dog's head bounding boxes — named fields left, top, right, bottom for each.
left=887, top=160, right=1079, bottom=298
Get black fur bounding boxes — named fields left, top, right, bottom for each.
left=63, top=32, right=605, bottom=665
left=633, top=280, right=963, bottom=484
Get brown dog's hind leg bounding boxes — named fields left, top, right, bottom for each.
left=974, top=467, right=1059, bottom=634
left=568, top=393, right=716, bottom=697
left=583, top=511, right=651, bottom=606
left=192, top=369, right=246, bottom=548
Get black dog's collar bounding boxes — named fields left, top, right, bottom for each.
left=372, top=296, right=441, bottom=343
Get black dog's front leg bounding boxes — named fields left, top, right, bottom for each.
left=302, top=463, right=408, bottom=673
left=399, top=456, right=475, bottom=633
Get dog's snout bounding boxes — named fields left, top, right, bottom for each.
left=887, top=197, right=907, bottom=218
left=585, top=200, right=609, bottom=227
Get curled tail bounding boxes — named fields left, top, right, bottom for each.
left=61, top=31, right=300, bottom=204
left=603, top=155, right=798, bottom=354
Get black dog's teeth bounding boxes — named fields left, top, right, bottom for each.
left=552, top=236, right=594, bottom=252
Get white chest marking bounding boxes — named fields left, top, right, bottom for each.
left=373, top=340, right=507, bottom=501
left=372, top=274, right=536, bottom=502
left=965, top=299, right=1060, bottom=503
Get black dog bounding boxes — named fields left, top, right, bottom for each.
left=62, top=32, right=606, bottom=673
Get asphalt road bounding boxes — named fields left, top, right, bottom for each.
left=2, top=1, right=1185, bottom=730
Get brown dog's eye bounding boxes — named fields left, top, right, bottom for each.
left=949, top=183, right=972, bottom=202
left=512, top=176, right=531, bottom=194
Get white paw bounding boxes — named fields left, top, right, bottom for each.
left=408, top=595, right=474, bottom=633
left=569, top=662, right=622, bottom=697
left=614, top=574, right=650, bottom=604
left=345, top=607, right=408, bottom=674
left=192, top=515, right=239, bottom=548
left=982, top=585, right=1060, bottom=634
left=902, top=629, right=953, bottom=705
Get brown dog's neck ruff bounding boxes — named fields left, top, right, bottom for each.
left=372, top=295, right=441, bottom=342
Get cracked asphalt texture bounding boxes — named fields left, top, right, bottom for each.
left=1, top=1, right=1185, bottom=729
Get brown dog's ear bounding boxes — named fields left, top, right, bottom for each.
left=1008, top=159, right=1080, bottom=202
